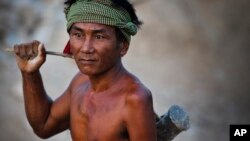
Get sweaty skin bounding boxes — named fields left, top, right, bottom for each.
left=14, top=23, right=156, bottom=141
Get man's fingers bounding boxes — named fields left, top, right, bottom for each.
left=19, top=44, right=24, bottom=58
left=32, top=40, right=39, bottom=56
left=13, top=41, right=44, bottom=60
left=14, top=44, right=19, bottom=55
left=23, top=43, right=32, bottom=60
left=38, top=43, right=45, bottom=57
left=27, top=43, right=34, bottom=57
left=18, top=43, right=27, bottom=60
left=32, top=40, right=46, bottom=58
left=31, top=40, right=46, bottom=61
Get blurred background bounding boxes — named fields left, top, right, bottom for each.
left=0, top=0, right=249, bottom=141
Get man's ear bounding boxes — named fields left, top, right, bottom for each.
left=120, top=41, right=129, bottom=57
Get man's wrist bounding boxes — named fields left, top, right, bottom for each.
left=21, top=70, right=40, bottom=77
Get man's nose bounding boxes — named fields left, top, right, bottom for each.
left=80, top=38, right=94, bottom=53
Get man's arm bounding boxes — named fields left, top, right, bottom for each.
left=125, top=88, right=157, bottom=141
left=22, top=71, right=71, bottom=138
left=14, top=41, right=76, bottom=138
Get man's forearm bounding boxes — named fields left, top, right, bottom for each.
left=22, top=71, right=52, bottom=131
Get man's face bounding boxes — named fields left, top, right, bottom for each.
left=69, top=22, right=125, bottom=75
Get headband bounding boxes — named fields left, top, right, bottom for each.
left=64, top=0, right=138, bottom=42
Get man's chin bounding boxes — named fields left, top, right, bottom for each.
left=80, top=69, right=99, bottom=76
left=80, top=70, right=94, bottom=76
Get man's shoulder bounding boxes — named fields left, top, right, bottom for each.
left=123, top=73, right=152, bottom=107
left=122, top=74, right=154, bottom=119
left=125, top=87, right=152, bottom=107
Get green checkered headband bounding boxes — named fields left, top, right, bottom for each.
left=65, top=0, right=138, bottom=42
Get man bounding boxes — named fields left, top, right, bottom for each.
left=14, top=0, right=157, bottom=140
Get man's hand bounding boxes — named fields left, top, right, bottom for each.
left=14, top=40, right=46, bottom=73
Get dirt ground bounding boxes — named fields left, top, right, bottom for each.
left=1, top=0, right=250, bottom=141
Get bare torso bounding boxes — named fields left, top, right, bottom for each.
left=69, top=73, right=136, bottom=141
left=14, top=33, right=156, bottom=140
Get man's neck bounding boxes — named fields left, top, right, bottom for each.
left=88, top=63, right=126, bottom=93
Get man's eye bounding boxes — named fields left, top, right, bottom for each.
left=73, top=33, right=82, bottom=38
left=95, top=35, right=104, bottom=39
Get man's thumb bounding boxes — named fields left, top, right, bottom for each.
left=37, top=43, right=46, bottom=57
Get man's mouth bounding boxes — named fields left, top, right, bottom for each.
left=78, top=58, right=96, bottom=64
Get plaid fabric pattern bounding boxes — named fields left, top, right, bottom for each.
left=65, top=0, right=137, bottom=42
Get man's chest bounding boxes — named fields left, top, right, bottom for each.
left=80, top=90, right=125, bottom=115
left=69, top=91, right=128, bottom=140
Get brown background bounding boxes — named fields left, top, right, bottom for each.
left=1, top=0, right=250, bottom=141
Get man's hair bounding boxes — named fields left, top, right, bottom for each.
left=64, top=0, right=142, bottom=42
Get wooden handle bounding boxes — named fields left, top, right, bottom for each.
left=4, top=48, right=73, bottom=59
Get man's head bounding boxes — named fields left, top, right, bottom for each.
left=69, top=22, right=126, bottom=75
left=63, top=0, right=142, bottom=75
left=63, top=0, right=142, bottom=54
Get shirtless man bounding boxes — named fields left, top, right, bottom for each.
left=14, top=0, right=156, bottom=140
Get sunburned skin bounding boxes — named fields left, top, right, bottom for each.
left=70, top=72, right=141, bottom=141
left=67, top=25, right=156, bottom=139
left=13, top=22, right=156, bottom=141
